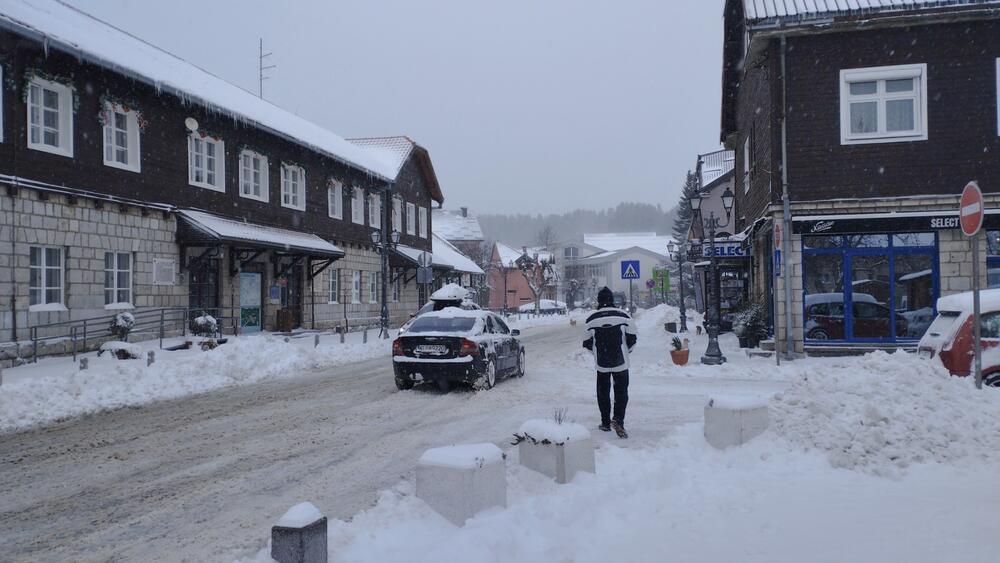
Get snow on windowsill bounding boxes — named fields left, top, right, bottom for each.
left=28, top=303, right=68, bottom=313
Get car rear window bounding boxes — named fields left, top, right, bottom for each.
left=407, top=316, right=478, bottom=333
left=925, top=311, right=960, bottom=337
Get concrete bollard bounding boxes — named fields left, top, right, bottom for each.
left=515, top=419, right=595, bottom=484
left=314, top=334, right=320, bottom=348
left=704, top=397, right=769, bottom=449
left=416, top=443, right=507, bottom=526
left=0, top=365, right=3, bottom=386
left=79, top=358, right=88, bottom=371
left=363, top=328, right=368, bottom=343
left=339, top=329, right=345, bottom=344
left=147, top=351, right=155, bottom=366
left=271, top=502, right=327, bottom=563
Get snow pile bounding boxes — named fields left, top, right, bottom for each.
left=515, top=419, right=590, bottom=445
left=98, top=341, right=142, bottom=359
left=770, top=351, right=1000, bottom=477
left=419, top=443, right=504, bottom=469
left=276, top=502, right=324, bottom=528
left=0, top=332, right=390, bottom=433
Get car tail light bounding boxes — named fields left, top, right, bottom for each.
left=392, top=339, right=403, bottom=356
left=459, top=338, right=479, bottom=357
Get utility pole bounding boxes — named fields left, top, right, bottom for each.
left=258, top=38, right=276, bottom=99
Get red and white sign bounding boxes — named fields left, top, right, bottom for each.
left=960, top=181, right=984, bottom=237
left=773, top=222, right=782, bottom=249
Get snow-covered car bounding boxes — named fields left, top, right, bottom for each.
left=517, top=299, right=567, bottom=315
left=398, top=284, right=480, bottom=334
left=392, top=309, right=525, bottom=392
left=917, top=288, right=1000, bottom=386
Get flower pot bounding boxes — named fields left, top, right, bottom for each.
left=670, top=349, right=689, bottom=366
left=738, top=336, right=750, bottom=348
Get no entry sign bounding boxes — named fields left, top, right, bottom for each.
left=960, top=181, right=984, bottom=237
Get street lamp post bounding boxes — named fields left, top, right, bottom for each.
left=690, top=186, right=734, bottom=365
left=667, top=240, right=688, bottom=333
left=371, top=224, right=402, bottom=339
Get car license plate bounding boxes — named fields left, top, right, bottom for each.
left=415, top=345, right=448, bottom=355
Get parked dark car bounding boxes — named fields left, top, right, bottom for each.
left=393, top=310, right=525, bottom=392
left=805, top=294, right=908, bottom=340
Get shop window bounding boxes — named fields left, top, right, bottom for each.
left=104, top=251, right=132, bottom=306
left=893, top=232, right=935, bottom=247
left=29, top=246, right=64, bottom=309
left=987, top=230, right=1000, bottom=289
left=846, top=234, right=889, bottom=248
left=803, top=235, right=843, bottom=249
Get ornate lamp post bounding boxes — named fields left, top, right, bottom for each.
left=689, top=186, right=735, bottom=365
left=371, top=226, right=402, bottom=339
left=667, top=240, right=688, bottom=333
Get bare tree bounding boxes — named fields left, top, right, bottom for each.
left=518, top=251, right=557, bottom=313
left=534, top=225, right=559, bottom=250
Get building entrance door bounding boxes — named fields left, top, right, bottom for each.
left=239, top=272, right=262, bottom=333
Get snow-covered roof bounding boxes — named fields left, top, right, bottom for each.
left=744, top=0, right=1000, bottom=25
left=178, top=210, right=343, bottom=257
left=898, top=269, right=933, bottom=282
left=0, top=0, right=396, bottom=180
left=697, top=149, right=735, bottom=187
left=346, top=136, right=415, bottom=179
left=583, top=233, right=673, bottom=256
left=432, top=208, right=485, bottom=242
left=575, top=245, right=669, bottom=264
left=433, top=234, right=485, bottom=275
left=495, top=242, right=524, bottom=266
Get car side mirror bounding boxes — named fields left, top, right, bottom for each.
left=511, top=329, right=520, bottom=337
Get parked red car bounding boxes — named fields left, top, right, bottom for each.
left=917, top=288, right=1000, bottom=387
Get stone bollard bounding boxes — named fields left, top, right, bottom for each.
left=271, top=502, right=328, bottom=563
left=416, top=443, right=507, bottom=526
left=147, top=351, right=155, bottom=367
left=339, top=329, right=345, bottom=344
left=80, top=358, right=89, bottom=371
left=314, top=334, right=320, bottom=348
left=515, top=419, right=595, bottom=484
left=704, top=397, right=769, bottom=449
left=0, top=365, right=3, bottom=387
left=363, top=328, right=368, bottom=343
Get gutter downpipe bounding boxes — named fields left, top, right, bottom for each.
left=780, top=35, right=795, bottom=359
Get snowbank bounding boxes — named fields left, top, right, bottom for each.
left=516, top=419, right=590, bottom=444
left=419, top=443, right=504, bottom=469
left=770, top=351, right=1000, bottom=477
left=0, top=332, right=390, bottom=433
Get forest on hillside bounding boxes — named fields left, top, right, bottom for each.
left=478, top=202, right=679, bottom=247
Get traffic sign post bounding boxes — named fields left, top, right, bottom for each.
left=961, top=181, right=985, bottom=389
left=621, top=261, right=640, bottom=312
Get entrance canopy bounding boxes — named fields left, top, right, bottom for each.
left=177, top=209, right=344, bottom=258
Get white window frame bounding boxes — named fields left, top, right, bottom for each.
left=742, top=135, right=751, bottom=193
left=26, top=77, right=74, bottom=157
left=102, top=102, right=141, bottom=173
left=104, top=251, right=133, bottom=308
left=327, top=180, right=343, bottom=219
left=351, top=188, right=365, bottom=225
left=406, top=202, right=416, bottom=235
left=392, top=271, right=400, bottom=303
left=238, top=149, right=269, bottom=202
left=328, top=269, right=339, bottom=304
left=369, top=193, right=381, bottom=228
left=280, top=163, right=306, bottom=211
left=418, top=206, right=428, bottom=238
left=351, top=270, right=361, bottom=303
left=187, top=133, right=226, bottom=191
left=839, top=63, right=928, bottom=145
left=369, top=271, right=378, bottom=303
left=392, top=197, right=403, bottom=233
left=28, top=246, right=64, bottom=310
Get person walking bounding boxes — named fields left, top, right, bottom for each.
left=583, top=287, right=637, bottom=438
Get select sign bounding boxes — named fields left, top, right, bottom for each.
left=702, top=243, right=747, bottom=258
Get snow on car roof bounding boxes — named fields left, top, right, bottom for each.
left=936, top=288, right=1000, bottom=313
left=430, top=283, right=468, bottom=302
left=421, top=307, right=487, bottom=319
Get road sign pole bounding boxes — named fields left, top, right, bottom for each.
left=973, top=232, right=983, bottom=389
left=960, top=181, right=985, bottom=389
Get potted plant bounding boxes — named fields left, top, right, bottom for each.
left=670, top=336, right=689, bottom=366
left=734, top=302, right=768, bottom=349
left=190, top=312, right=219, bottom=351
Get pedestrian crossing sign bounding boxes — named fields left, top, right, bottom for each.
left=621, top=260, right=640, bottom=280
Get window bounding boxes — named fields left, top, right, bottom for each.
left=418, top=206, right=428, bottom=238
left=839, top=63, right=927, bottom=144
left=742, top=133, right=752, bottom=193
left=27, top=78, right=73, bottom=157
left=564, top=247, right=579, bottom=260
left=392, top=197, right=402, bottom=232
left=406, top=202, right=416, bottom=235
left=328, top=180, right=343, bottom=219
left=29, top=246, right=63, bottom=308
left=188, top=133, right=225, bottom=191
left=392, top=272, right=400, bottom=302
left=996, top=59, right=1000, bottom=137
left=351, top=188, right=365, bottom=224
left=351, top=271, right=361, bottom=303
left=102, top=102, right=141, bottom=172
left=104, top=251, right=132, bottom=306
left=0, top=64, right=3, bottom=143
left=369, top=193, right=381, bottom=228
left=239, top=150, right=269, bottom=202
left=280, top=164, right=306, bottom=210
left=369, top=271, right=378, bottom=303
left=328, top=269, right=339, bottom=304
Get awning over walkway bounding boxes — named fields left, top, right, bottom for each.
left=177, top=209, right=344, bottom=257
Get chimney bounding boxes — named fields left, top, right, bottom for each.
left=460, top=207, right=468, bottom=217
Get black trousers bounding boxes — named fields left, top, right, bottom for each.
left=596, top=370, right=629, bottom=425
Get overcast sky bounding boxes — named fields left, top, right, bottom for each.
left=71, top=0, right=724, bottom=215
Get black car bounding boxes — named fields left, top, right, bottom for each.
left=392, top=310, right=525, bottom=392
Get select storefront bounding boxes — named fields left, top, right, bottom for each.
left=793, top=210, right=1000, bottom=346
left=692, top=237, right=751, bottom=331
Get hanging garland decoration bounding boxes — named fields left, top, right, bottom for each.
left=194, top=128, right=224, bottom=142
left=22, top=68, right=80, bottom=113
left=97, top=94, right=149, bottom=132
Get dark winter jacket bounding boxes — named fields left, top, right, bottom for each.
left=583, top=307, right=637, bottom=373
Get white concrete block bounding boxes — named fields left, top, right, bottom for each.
left=416, top=443, right=506, bottom=526
left=515, top=419, right=595, bottom=484
left=704, top=397, right=770, bottom=449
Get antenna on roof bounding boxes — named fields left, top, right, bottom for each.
left=258, top=38, right=276, bottom=99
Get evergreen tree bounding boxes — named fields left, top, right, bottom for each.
left=671, top=171, right=700, bottom=242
